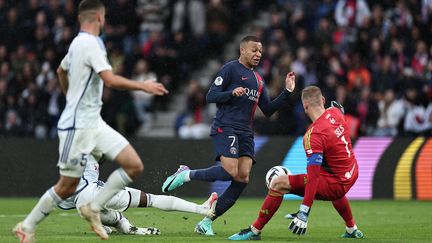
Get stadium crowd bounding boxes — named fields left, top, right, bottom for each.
left=187, top=0, right=432, bottom=138
left=246, top=0, right=432, bottom=138
left=1, top=0, right=432, bottom=138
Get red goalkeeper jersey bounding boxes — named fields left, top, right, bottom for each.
left=303, top=107, right=358, bottom=185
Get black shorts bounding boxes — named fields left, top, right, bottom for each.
left=210, top=126, right=255, bottom=162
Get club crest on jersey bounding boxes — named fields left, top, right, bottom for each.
left=214, top=76, right=223, bottom=86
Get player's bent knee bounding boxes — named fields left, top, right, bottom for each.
left=134, top=161, right=144, bottom=173
left=125, top=162, right=144, bottom=179
left=269, top=175, right=290, bottom=193
left=235, top=173, right=250, bottom=183
left=224, top=167, right=238, bottom=178
left=54, top=184, right=77, bottom=198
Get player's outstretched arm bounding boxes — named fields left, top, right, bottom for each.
left=289, top=153, right=323, bottom=235
left=57, top=66, right=69, bottom=95
left=99, top=70, right=168, bottom=95
left=258, top=72, right=295, bottom=117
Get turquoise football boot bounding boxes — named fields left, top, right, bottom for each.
left=195, top=217, right=215, bottom=236
left=162, top=165, right=190, bottom=192
left=228, top=227, right=261, bottom=240
left=341, top=229, right=364, bottom=239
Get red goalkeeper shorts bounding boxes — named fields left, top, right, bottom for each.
left=288, top=173, right=357, bottom=201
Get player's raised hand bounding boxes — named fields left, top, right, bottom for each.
left=285, top=72, right=295, bottom=92
left=142, top=79, right=169, bottom=96
left=232, top=87, right=246, bottom=97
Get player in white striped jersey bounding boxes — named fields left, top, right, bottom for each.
left=14, top=1, right=168, bottom=242
left=58, top=153, right=218, bottom=236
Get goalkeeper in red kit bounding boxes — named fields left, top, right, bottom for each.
left=228, top=86, right=364, bottom=240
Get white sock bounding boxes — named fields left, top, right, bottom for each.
left=346, top=225, right=358, bottom=234
left=250, top=225, right=261, bottom=235
left=147, top=194, right=207, bottom=215
left=128, top=188, right=141, bottom=208
left=91, top=168, right=132, bottom=211
left=184, top=171, right=191, bottom=182
left=22, top=187, right=62, bottom=232
left=115, top=216, right=133, bottom=234
left=100, top=211, right=122, bottom=226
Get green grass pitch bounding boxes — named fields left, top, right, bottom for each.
left=0, top=198, right=430, bottom=242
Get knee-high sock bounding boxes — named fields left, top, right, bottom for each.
left=100, top=211, right=133, bottom=234
left=252, top=192, right=283, bottom=231
left=332, top=196, right=355, bottom=227
left=213, top=180, right=247, bottom=220
left=100, top=211, right=123, bottom=226
left=146, top=194, right=209, bottom=215
left=189, top=164, right=233, bottom=182
left=91, top=168, right=132, bottom=211
left=22, top=187, right=62, bottom=232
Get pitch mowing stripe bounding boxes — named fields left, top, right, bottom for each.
left=416, top=138, right=432, bottom=200
left=394, top=137, right=424, bottom=200
left=346, top=137, right=393, bottom=200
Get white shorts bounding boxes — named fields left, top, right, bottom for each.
left=75, top=182, right=141, bottom=212
left=57, top=120, right=129, bottom=178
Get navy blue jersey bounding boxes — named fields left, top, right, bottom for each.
left=207, top=60, right=291, bottom=135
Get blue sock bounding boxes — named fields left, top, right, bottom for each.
left=212, top=180, right=247, bottom=220
left=189, top=165, right=233, bottom=182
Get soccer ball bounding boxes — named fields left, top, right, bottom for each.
left=265, top=165, right=291, bottom=189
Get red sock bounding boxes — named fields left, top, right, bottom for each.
left=332, top=196, right=355, bottom=227
left=252, top=193, right=283, bottom=230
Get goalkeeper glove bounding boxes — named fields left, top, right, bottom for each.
left=288, top=204, right=310, bottom=235
left=330, top=100, right=345, bottom=114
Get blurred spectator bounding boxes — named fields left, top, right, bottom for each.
left=374, top=89, right=404, bottom=136
left=3, top=109, right=25, bottom=137
left=347, top=53, right=371, bottom=93
left=411, top=40, right=429, bottom=77
left=383, top=0, right=413, bottom=34
left=335, top=0, right=371, bottom=28
left=136, top=0, right=169, bottom=45
left=45, top=77, right=64, bottom=138
left=357, top=87, right=378, bottom=135
left=105, top=0, right=137, bottom=55
left=35, top=62, right=54, bottom=88
left=206, top=0, right=231, bottom=56
left=171, top=0, right=206, bottom=37
left=371, top=55, right=397, bottom=97
left=403, top=87, right=428, bottom=135
left=335, top=84, right=357, bottom=117
left=176, top=79, right=209, bottom=139
left=131, top=59, right=156, bottom=132
left=20, top=92, right=49, bottom=138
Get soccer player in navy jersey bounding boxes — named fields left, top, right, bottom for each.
left=228, top=86, right=363, bottom=240
left=162, top=35, right=296, bottom=236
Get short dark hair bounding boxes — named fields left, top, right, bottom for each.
left=78, top=0, right=104, bottom=14
left=240, top=36, right=261, bottom=45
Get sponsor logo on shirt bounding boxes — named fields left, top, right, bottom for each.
left=244, top=87, right=260, bottom=102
